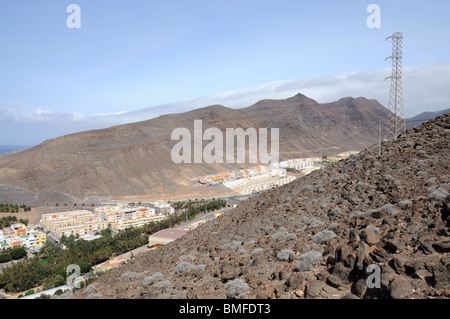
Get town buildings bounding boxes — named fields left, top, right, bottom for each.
left=40, top=210, right=108, bottom=238
left=0, top=224, right=47, bottom=252
left=40, top=202, right=176, bottom=239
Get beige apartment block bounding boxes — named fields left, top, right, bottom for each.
left=40, top=210, right=107, bottom=238
left=111, top=214, right=166, bottom=232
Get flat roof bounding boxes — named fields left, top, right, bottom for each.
left=149, top=228, right=188, bottom=241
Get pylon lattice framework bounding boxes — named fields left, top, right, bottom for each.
left=385, top=32, right=406, bottom=139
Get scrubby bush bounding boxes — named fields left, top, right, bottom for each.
left=398, top=200, right=412, bottom=208
left=179, top=254, right=196, bottom=262
left=308, top=218, right=324, bottom=228
left=295, top=250, right=323, bottom=272
left=428, top=187, right=449, bottom=202
left=277, top=249, right=293, bottom=262
left=313, top=230, right=336, bottom=244
left=224, top=279, right=249, bottom=299
left=174, top=261, right=196, bottom=274
left=196, top=264, right=206, bottom=272
left=300, top=216, right=309, bottom=223
left=285, top=233, right=297, bottom=241
left=120, top=271, right=144, bottom=280
left=272, top=228, right=288, bottom=241
left=404, top=141, right=414, bottom=148
left=10, top=247, right=27, bottom=260
left=329, top=207, right=342, bottom=216
left=350, top=211, right=364, bottom=217
left=366, top=225, right=380, bottom=234
left=230, top=241, right=243, bottom=249
left=236, top=248, right=248, bottom=255
left=380, top=204, right=398, bottom=216
left=0, top=252, right=12, bottom=263
left=250, top=248, right=263, bottom=255
left=158, top=280, right=170, bottom=290
left=142, top=272, right=164, bottom=286
left=328, top=223, right=339, bottom=230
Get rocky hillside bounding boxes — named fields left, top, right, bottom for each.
left=0, top=94, right=388, bottom=204
left=71, top=113, right=450, bottom=299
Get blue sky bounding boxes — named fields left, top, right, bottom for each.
left=1, top=0, right=450, bottom=145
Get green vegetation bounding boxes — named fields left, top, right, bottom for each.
left=25, top=289, right=35, bottom=296
left=172, top=198, right=226, bottom=221
left=0, top=198, right=227, bottom=293
left=0, top=247, right=27, bottom=264
left=0, top=216, right=29, bottom=228
left=0, top=228, right=146, bottom=293
left=0, top=204, right=31, bottom=213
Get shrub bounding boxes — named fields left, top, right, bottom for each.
left=142, top=272, right=164, bottom=286
left=236, top=248, right=248, bottom=254
left=196, top=264, right=206, bottom=272
left=158, top=280, right=170, bottom=290
left=272, top=228, right=288, bottom=241
left=350, top=211, right=364, bottom=217
left=25, top=290, right=35, bottom=296
left=285, top=233, right=297, bottom=241
left=277, top=249, right=293, bottom=262
left=224, top=279, right=249, bottom=299
left=10, top=247, right=27, bottom=260
left=398, top=200, right=412, bottom=208
left=178, top=254, right=196, bottom=262
left=230, top=241, right=243, bottom=249
left=329, top=207, right=342, bottom=216
left=310, top=218, right=324, bottom=228
left=0, top=252, right=12, bottom=263
left=120, top=271, right=144, bottom=280
left=328, top=223, right=339, bottom=230
left=295, top=250, right=323, bottom=272
left=313, top=230, right=336, bottom=244
left=428, top=187, right=449, bottom=203
left=380, top=204, right=398, bottom=216
left=250, top=248, right=263, bottom=255
left=174, top=261, right=196, bottom=274
left=366, top=225, right=380, bottom=234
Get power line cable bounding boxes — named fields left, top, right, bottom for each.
left=404, top=41, right=450, bottom=55
left=405, top=20, right=450, bottom=36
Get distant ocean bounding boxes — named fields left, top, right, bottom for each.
left=0, top=145, right=31, bottom=155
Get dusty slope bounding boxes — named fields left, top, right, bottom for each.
left=0, top=94, right=389, bottom=204
left=71, top=113, right=450, bottom=299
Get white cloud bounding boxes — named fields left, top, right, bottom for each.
left=1, top=63, right=449, bottom=145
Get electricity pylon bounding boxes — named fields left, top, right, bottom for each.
left=385, top=32, right=406, bottom=139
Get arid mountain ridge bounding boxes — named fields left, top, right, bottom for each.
left=70, top=112, right=450, bottom=300
left=0, top=93, right=391, bottom=204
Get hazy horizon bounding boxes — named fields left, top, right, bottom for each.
left=1, top=1, right=450, bottom=145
